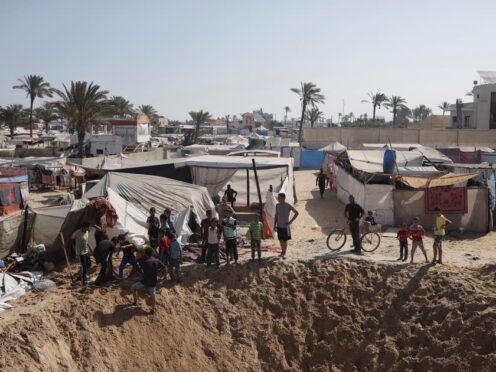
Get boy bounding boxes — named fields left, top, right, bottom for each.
left=132, top=247, right=166, bottom=314
left=223, top=184, right=238, bottom=208
left=433, top=207, right=451, bottom=264
left=163, top=208, right=176, bottom=235
left=409, top=217, right=429, bottom=264
left=71, top=222, right=92, bottom=286
left=221, top=209, right=238, bottom=265
left=118, top=234, right=141, bottom=279
left=396, top=223, right=409, bottom=261
left=158, top=230, right=171, bottom=269
left=168, top=233, right=182, bottom=283
left=200, top=210, right=213, bottom=263
left=249, top=214, right=263, bottom=262
left=147, top=207, right=160, bottom=248
left=315, top=168, right=328, bottom=199
left=364, top=211, right=377, bottom=226
left=274, top=193, right=299, bottom=259
left=93, top=237, right=117, bottom=285
left=206, top=218, right=221, bottom=268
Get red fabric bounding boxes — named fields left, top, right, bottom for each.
left=397, top=230, right=409, bottom=244
left=409, top=227, right=424, bottom=241
left=460, top=151, right=481, bottom=164
left=262, top=213, right=273, bottom=239
left=159, top=235, right=170, bottom=255
left=425, top=187, right=467, bottom=214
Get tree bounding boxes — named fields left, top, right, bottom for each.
left=188, top=110, right=212, bottom=144
left=290, top=82, right=325, bottom=144
left=396, top=106, right=412, bottom=127
left=0, top=104, right=25, bottom=139
left=412, top=105, right=432, bottom=122
left=284, top=106, right=291, bottom=124
left=105, top=96, right=135, bottom=118
left=362, top=92, right=387, bottom=122
left=34, top=102, right=58, bottom=133
left=385, top=96, right=408, bottom=127
left=438, top=101, right=450, bottom=115
left=13, top=74, right=54, bottom=137
left=225, top=114, right=231, bottom=135
left=137, top=104, right=158, bottom=122
left=306, top=107, right=323, bottom=128
left=52, top=81, right=108, bottom=157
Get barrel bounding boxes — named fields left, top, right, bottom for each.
left=383, top=149, right=396, bottom=174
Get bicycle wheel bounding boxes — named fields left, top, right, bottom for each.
left=361, top=232, right=381, bottom=252
left=326, top=229, right=347, bottom=251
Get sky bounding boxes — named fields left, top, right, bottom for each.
left=1, top=0, right=495, bottom=121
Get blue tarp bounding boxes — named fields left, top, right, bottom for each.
left=0, top=175, right=28, bottom=183
left=300, top=151, right=325, bottom=170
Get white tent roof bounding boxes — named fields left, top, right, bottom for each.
left=84, top=172, right=214, bottom=220
left=174, top=155, right=292, bottom=169
left=345, top=150, right=441, bottom=175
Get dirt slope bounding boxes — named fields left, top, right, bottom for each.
left=1, top=258, right=496, bottom=371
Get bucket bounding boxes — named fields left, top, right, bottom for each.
left=383, top=149, right=396, bottom=174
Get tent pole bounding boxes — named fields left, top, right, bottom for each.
left=246, top=169, right=250, bottom=207
left=251, top=159, right=263, bottom=219
left=19, top=205, right=29, bottom=253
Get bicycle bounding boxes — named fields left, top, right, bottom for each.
left=326, top=221, right=381, bottom=252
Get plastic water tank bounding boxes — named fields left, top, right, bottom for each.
left=383, top=149, right=396, bottom=174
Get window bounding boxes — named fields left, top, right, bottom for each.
left=464, top=116, right=470, bottom=128
left=491, top=92, right=496, bottom=129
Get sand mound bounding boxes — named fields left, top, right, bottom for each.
left=1, top=259, right=496, bottom=371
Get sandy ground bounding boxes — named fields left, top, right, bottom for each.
left=1, top=170, right=496, bottom=371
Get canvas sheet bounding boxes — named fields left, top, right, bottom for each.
left=336, top=166, right=394, bottom=225
left=0, top=213, right=24, bottom=259
left=346, top=150, right=425, bottom=174
left=399, top=173, right=479, bottom=189
left=425, top=187, right=468, bottom=214
left=32, top=205, right=71, bottom=247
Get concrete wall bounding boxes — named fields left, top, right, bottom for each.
left=393, top=188, right=488, bottom=233
left=304, top=128, right=496, bottom=149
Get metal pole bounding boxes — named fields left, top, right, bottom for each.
left=246, top=169, right=250, bottom=207
left=251, top=159, right=263, bottom=218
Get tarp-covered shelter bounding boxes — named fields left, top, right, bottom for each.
left=0, top=167, right=28, bottom=215
left=31, top=205, right=71, bottom=247
left=335, top=150, right=446, bottom=225
left=174, top=155, right=295, bottom=205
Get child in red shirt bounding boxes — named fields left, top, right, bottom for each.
left=397, top=223, right=409, bottom=261
left=159, top=232, right=171, bottom=265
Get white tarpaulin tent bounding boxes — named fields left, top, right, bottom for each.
left=174, top=155, right=295, bottom=204
left=336, top=166, right=395, bottom=225
left=83, top=172, right=215, bottom=244
left=356, top=145, right=452, bottom=164
left=345, top=150, right=441, bottom=176
left=32, top=205, right=71, bottom=247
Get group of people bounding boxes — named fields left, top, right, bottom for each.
left=343, top=194, right=452, bottom=264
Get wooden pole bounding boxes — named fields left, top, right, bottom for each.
left=59, top=232, right=74, bottom=282
left=251, top=159, right=263, bottom=219
left=19, top=205, right=29, bottom=253
left=246, top=169, right=250, bottom=207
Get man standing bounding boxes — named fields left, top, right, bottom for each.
left=93, top=237, right=117, bottom=285
left=315, top=168, right=328, bottom=199
left=132, top=247, right=166, bottom=314
left=163, top=208, right=176, bottom=235
left=344, top=195, right=364, bottom=255
left=94, top=204, right=109, bottom=245
left=433, top=207, right=451, bottom=265
left=221, top=209, right=238, bottom=265
left=71, top=222, right=92, bottom=286
left=200, top=210, right=213, bottom=263
left=147, top=207, right=160, bottom=249
left=273, top=193, right=299, bottom=259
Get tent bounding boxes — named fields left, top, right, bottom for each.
left=31, top=205, right=71, bottom=247
left=173, top=155, right=295, bottom=204
left=83, top=172, right=215, bottom=244
left=0, top=167, right=28, bottom=215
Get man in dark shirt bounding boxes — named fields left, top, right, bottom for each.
left=199, top=209, right=213, bottom=263
left=223, top=184, right=238, bottom=208
left=94, top=204, right=109, bottom=245
left=93, top=237, right=117, bottom=285
left=131, top=247, right=166, bottom=314
left=315, top=168, right=328, bottom=199
left=117, top=234, right=140, bottom=279
left=344, top=195, right=365, bottom=255
left=147, top=207, right=160, bottom=248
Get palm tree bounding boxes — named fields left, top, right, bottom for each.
left=105, top=96, right=134, bottom=118
left=13, top=75, right=53, bottom=137
left=284, top=106, right=291, bottom=124
left=306, top=107, right=323, bottom=128
left=362, top=92, right=387, bottom=123
left=290, top=82, right=325, bottom=144
left=137, top=104, right=158, bottom=121
left=189, top=110, right=212, bottom=144
left=438, top=101, right=450, bottom=115
left=385, top=96, right=408, bottom=127
left=34, top=102, right=58, bottom=133
left=225, top=114, right=231, bottom=135
left=0, top=104, right=25, bottom=139
left=52, top=81, right=108, bottom=157
left=412, top=105, right=432, bottom=122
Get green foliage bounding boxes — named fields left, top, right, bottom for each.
left=34, top=102, right=58, bottom=132
left=188, top=110, right=212, bottom=144
left=0, top=104, right=25, bottom=138
left=104, top=96, right=135, bottom=118
left=290, top=82, right=325, bottom=143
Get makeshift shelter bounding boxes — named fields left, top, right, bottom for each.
left=0, top=167, right=28, bottom=215
left=31, top=205, right=72, bottom=248
left=300, top=141, right=347, bottom=170
left=335, top=150, right=445, bottom=225
left=174, top=155, right=295, bottom=205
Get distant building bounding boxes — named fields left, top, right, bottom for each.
left=108, top=114, right=151, bottom=145
left=449, top=71, right=496, bottom=129
left=88, top=135, right=123, bottom=156
left=415, top=115, right=451, bottom=130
